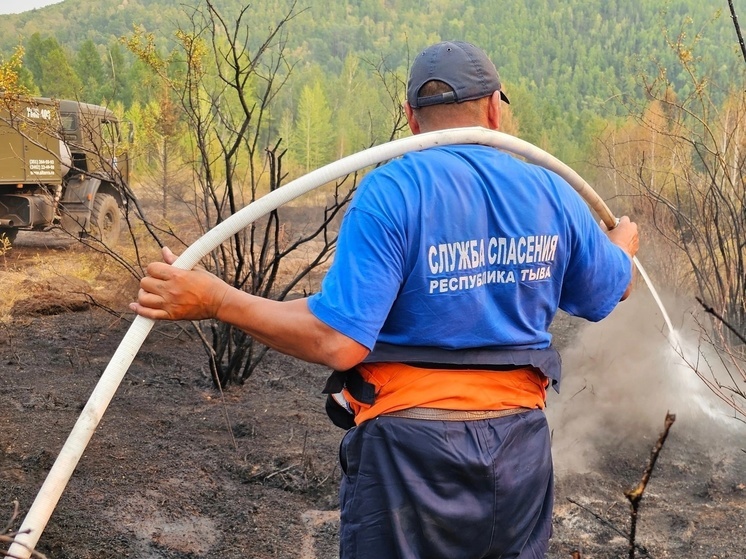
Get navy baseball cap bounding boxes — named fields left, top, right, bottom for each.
left=407, top=41, right=510, bottom=108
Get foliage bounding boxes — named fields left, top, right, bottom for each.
left=0, top=46, right=28, bottom=95
left=292, top=80, right=334, bottom=173
left=597, top=18, right=746, bottom=342
left=137, top=89, right=190, bottom=220
left=24, top=34, right=82, bottom=98
left=74, top=39, right=106, bottom=102
left=0, top=0, right=743, bottom=167
left=0, top=232, right=11, bottom=258
left=594, top=13, right=746, bottom=420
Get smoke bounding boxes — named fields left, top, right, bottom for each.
left=546, top=290, right=745, bottom=474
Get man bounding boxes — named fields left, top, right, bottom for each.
left=132, top=41, right=639, bottom=559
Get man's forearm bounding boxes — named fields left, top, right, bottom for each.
left=216, top=290, right=369, bottom=370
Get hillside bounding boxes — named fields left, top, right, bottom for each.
left=1, top=0, right=744, bottom=163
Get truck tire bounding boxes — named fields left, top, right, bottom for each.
left=0, top=228, right=18, bottom=245
left=90, top=193, right=122, bottom=246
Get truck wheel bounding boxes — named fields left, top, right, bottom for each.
left=90, top=193, right=122, bottom=246
left=0, top=228, right=18, bottom=245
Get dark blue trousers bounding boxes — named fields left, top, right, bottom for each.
left=339, top=409, right=553, bottom=559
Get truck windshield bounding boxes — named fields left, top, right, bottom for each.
left=60, top=113, right=77, bottom=132
left=101, top=120, right=121, bottom=145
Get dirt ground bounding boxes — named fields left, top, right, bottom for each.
left=2, top=230, right=746, bottom=559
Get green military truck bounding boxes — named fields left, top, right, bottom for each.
left=0, top=96, right=129, bottom=246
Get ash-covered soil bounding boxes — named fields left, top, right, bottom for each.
left=2, top=234, right=745, bottom=559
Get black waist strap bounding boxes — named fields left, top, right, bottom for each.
left=363, top=343, right=563, bottom=392
left=322, top=368, right=376, bottom=405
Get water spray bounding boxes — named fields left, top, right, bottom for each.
left=6, top=126, right=675, bottom=558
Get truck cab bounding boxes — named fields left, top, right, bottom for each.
left=0, top=96, right=129, bottom=246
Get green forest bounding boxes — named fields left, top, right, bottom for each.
left=0, top=0, right=743, bottom=171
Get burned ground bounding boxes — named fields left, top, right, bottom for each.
left=1, top=231, right=745, bottom=559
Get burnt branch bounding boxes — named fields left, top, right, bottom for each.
left=566, top=498, right=654, bottom=558
left=697, top=296, right=746, bottom=345
left=728, top=0, right=746, bottom=67
left=624, top=412, right=676, bottom=559
left=1, top=501, right=48, bottom=559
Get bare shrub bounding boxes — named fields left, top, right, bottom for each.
left=594, top=14, right=746, bottom=418
left=125, top=1, right=407, bottom=387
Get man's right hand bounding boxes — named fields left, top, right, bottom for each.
left=129, top=246, right=230, bottom=321
left=603, top=216, right=639, bottom=300
left=604, top=216, right=639, bottom=260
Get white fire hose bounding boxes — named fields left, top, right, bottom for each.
left=7, top=127, right=618, bottom=558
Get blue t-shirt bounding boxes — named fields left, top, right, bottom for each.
left=308, top=144, right=631, bottom=351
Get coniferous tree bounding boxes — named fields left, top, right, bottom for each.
left=102, top=42, right=129, bottom=105
left=75, top=39, right=105, bottom=102
left=293, top=80, right=334, bottom=173
left=24, top=34, right=82, bottom=97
